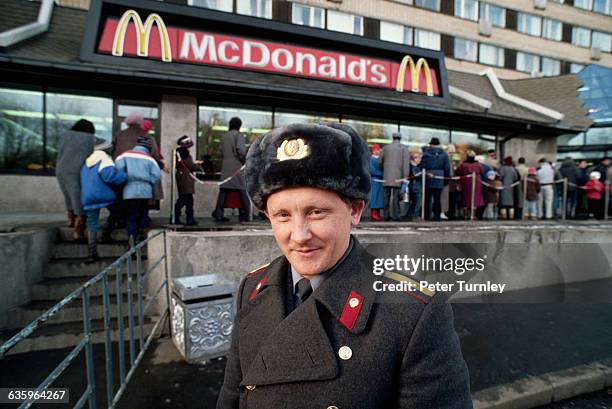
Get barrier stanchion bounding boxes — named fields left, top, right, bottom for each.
left=170, top=148, right=177, bottom=225
left=522, top=176, right=528, bottom=220
left=421, top=171, right=426, bottom=220
left=470, top=172, right=476, bottom=221
left=605, top=181, right=610, bottom=221
left=562, top=178, right=568, bottom=221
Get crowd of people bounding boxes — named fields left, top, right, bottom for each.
left=370, top=135, right=612, bottom=222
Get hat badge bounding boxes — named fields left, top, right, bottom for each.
left=277, top=138, right=310, bottom=161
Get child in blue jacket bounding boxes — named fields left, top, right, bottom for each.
left=80, top=139, right=127, bottom=263
left=115, top=137, right=162, bottom=248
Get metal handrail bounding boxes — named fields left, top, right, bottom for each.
left=0, top=230, right=171, bottom=409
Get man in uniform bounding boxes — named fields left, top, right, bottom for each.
left=216, top=123, right=472, bottom=409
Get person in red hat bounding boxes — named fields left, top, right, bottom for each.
left=174, top=135, right=203, bottom=225
left=369, top=144, right=384, bottom=221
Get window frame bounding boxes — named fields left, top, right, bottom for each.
left=454, top=37, right=478, bottom=62
left=478, top=43, right=504, bottom=67
left=291, top=2, right=326, bottom=29
left=517, top=12, right=542, bottom=37
left=479, top=2, right=506, bottom=28
left=326, top=9, right=364, bottom=36
left=454, top=0, right=479, bottom=21
left=414, top=28, right=441, bottom=51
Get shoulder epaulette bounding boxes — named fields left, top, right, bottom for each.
left=247, top=263, right=270, bottom=277
left=382, top=271, right=434, bottom=303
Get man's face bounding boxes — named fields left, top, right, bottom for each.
left=579, top=160, right=588, bottom=168
left=265, top=187, right=365, bottom=278
left=603, top=159, right=610, bottom=167
left=488, top=152, right=496, bottom=159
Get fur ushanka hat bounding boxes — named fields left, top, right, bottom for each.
left=245, top=122, right=371, bottom=210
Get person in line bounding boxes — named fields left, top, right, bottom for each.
left=406, top=151, right=423, bottom=221
left=80, top=138, right=127, bottom=263
left=456, top=150, right=484, bottom=220
left=368, top=144, right=384, bottom=221
left=55, top=119, right=96, bottom=242
left=421, top=137, right=451, bottom=221
left=483, top=170, right=501, bottom=221
left=515, top=157, right=529, bottom=220
left=559, top=157, right=579, bottom=219
left=115, top=137, right=161, bottom=249
left=174, top=135, right=203, bottom=226
left=576, top=159, right=590, bottom=218
left=499, top=156, right=518, bottom=220
left=213, top=117, right=250, bottom=223
left=378, top=132, right=409, bottom=221
left=525, top=167, right=540, bottom=220
left=485, top=149, right=499, bottom=170
left=536, top=158, right=555, bottom=220
left=584, top=171, right=605, bottom=219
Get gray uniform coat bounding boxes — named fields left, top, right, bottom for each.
left=55, top=130, right=95, bottom=215
left=499, top=165, right=519, bottom=207
left=377, top=140, right=410, bottom=188
left=217, top=238, right=472, bottom=409
left=219, top=130, right=247, bottom=190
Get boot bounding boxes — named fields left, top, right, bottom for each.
left=370, top=209, right=383, bottom=222
left=67, top=210, right=76, bottom=227
left=85, top=231, right=100, bottom=265
left=73, top=215, right=87, bottom=243
left=509, top=208, right=515, bottom=220
left=500, top=208, right=507, bottom=220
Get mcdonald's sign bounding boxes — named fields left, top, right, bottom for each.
left=92, top=5, right=444, bottom=97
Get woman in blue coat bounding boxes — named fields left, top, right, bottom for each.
left=80, top=139, right=127, bottom=263
left=369, top=144, right=384, bottom=221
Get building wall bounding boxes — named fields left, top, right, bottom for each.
left=0, top=175, right=66, bottom=213
left=504, top=135, right=558, bottom=166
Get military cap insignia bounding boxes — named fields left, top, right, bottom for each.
left=276, top=138, right=310, bottom=161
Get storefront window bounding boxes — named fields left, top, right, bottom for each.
left=327, top=10, right=363, bottom=36
left=451, top=130, right=495, bottom=160
left=585, top=127, right=612, bottom=145
left=572, top=27, right=591, bottom=48
left=46, top=92, right=113, bottom=169
left=558, top=133, right=585, bottom=146
left=342, top=118, right=398, bottom=148
left=414, top=29, right=441, bottom=51
left=274, top=111, right=339, bottom=127
left=454, top=0, right=478, bottom=21
left=479, top=43, right=504, bottom=67
left=0, top=88, right=44, bottom=172
left=292, top=3, right=325, bottom=28
left=454, top=38, right=478, bottom=62
left=236, top=0, right=272, bottom=19
left=399, top=124, right=449, bottom=151
left=592, top=31, right=612, bottom=53
left=479, top=3, right=505, bottom=28
left=517, top=13, right=542, bottom=37
left=517, top=52, right=540, bottom=74
left=541, top=57, right=561, bottom=76
left=542, top=18, right=562, bottom=41
left=380, top=21, right=413, bottom=45
left=188, top=0, right=233, bottom=12
left=198, top=105, right=272, bottom=174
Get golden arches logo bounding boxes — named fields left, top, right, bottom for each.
left=395, top=55, right=435, bottom=96
left=112, top=10, right=172, bottom=62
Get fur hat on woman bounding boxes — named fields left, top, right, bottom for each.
left=177, top=135, right=194, bottom=149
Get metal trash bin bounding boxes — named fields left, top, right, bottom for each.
left=171, top=274, right=234, bottom=363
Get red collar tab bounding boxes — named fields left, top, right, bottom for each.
left=248, top=276, right=269, bottom=301
left=339, top=291, right=364, bottom=331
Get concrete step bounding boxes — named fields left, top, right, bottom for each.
left=44, top=258, right=117, bottom=279
left=52, top=242, right=130, bottom=259
left=6, top=295, right=139, bottom=327
left=30, top=275, right=146, bottom=301
left=0, top=317, right=158, bottom=356
left=57, top=226, right=129, bottom=242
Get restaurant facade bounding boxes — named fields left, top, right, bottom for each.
left=0, top=0, right=592, bottom=215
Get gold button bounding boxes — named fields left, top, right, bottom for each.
left=246, top=385, right=256, bottom=391
left=349, top=297, right=359, bottom=308
left=338, top=346, right=352, bottom=360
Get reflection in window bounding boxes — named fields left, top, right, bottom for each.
left=274, top=111, right=339, bottom=127
left=479, top=3, right=505, bottom=27
left=542, top=18, right=562, bottom=41
left=415, top=0, right=440, bottom=11
left=236, top=0, right=272, bottom=19
left=571, top=63, right=585, bottom=73
left=592, top=31, right=612, bottom=52
left=380, top=21, right=413, bottom=45
left=292, top=3, right=325, bottom=28
left=198, top=106, right=272, bottom=174
left=517, top=13, right=542, bottom=37
left=517, top=52, right=540, bottom=74
left=451, top=130, right=495, bottom=159
left=342, top=118, right=398, bottom=148
left=400, top=124, right=449, bottom=151
left=454, top=38, right=478, bottom=62
left=574, top=0, right=593, bottom=10
left=593, top=0, right=612, bottom=15
left=0, top=88, right=44, bottom=172
left=415, top=29, right=441, bottom=50
left=541, top=57, right=561, bottom=76
left=46, top=93, right=113, bottom=168
left=455, top=0, right=478, bottom=21
left=327, top=10, right=363, bottom=35
left=572, top=27, right=591, bottom=47
left=586, top=127, right=612, bottom=145
left=479, top=43, right=504, bottom=67
left=558, top=133, right=585, bottom=146
left=188, top=0, right=233, bottom=12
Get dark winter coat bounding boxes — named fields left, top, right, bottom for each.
left=421, top=147, right=451, bottom=189
left=80, top=150, right=127, bottom=211
left=176, top=148, right=202, bottom=195
left=217, top=238, right=472, bottom=409
left=526, top=175, right=540, bottom=201
left=457, top=160, right=485, bottom=208
left=220, top=129, right=247, bottom=190
left=559, top=159, right=579, bottom=192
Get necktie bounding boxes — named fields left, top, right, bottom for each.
left=295, top=278, right=313, bottom=306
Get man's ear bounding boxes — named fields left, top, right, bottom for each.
left=350, top=200, right=366, bottom=226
